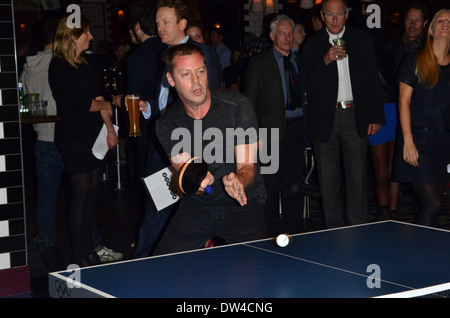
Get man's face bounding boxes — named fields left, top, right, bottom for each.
left=293, top=24, right=307, bottom=47
left=129, top=27, right=139, bottom=45
left=404, top=8, right=427, bottom=41
left=167, top=52, right=210, bottom=108
left=209, top=30, right=220, bottom=47
left=270, top=20, right=294, bottom=56
left=321, top=0, right=348, bottom=35
left=156, top=6, right=186, bottom=45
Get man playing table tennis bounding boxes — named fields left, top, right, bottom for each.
left=152, top=43, right=268, bottom=255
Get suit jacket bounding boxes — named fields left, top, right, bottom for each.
left=300, top=26, right=385, bottom=143
left=127, top=36, right=167, bottom=106
left=244, top=47, right=288, bottom=141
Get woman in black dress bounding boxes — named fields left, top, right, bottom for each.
left=393, top=9, right=450, bottom=227
left=49, top=15, right=118, bottom=266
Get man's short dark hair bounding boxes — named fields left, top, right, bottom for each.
left=129, top=0, right=158, bottom=35
left=165, top=42, right=205, bottom=75
left=156, top=0, right=190, bottom=23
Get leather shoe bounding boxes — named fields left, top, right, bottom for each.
left=77, top=252, right=100, bottom=267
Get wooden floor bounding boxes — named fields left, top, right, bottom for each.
left=21, top=152, right=450, bottom=296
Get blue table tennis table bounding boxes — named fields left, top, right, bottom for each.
left=48, top=221, right=450, bottom=299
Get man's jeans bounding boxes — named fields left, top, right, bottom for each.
left=34, top=141, right=65, bottom=244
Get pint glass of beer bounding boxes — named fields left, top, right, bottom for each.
left=126, top=94, right=141, bottom=137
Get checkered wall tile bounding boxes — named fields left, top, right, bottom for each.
left=0, top=0, right=26, bottom=273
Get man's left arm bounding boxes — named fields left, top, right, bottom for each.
left=222, top=142, right=257, bottom=206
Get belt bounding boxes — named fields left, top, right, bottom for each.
left=336, top=101, right=354, bottom=109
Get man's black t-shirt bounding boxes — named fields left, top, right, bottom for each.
left=156, top=88, right=267, bottom=207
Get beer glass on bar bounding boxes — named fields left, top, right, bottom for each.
left=126, top=94, right=141, bottom=137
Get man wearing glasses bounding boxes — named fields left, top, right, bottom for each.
left=300, top=0, right=384, bottom=228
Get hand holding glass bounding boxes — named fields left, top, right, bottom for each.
left=332, top=37, right=346, bottom=58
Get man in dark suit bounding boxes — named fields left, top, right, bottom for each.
left=245, top=14, right=305, bottom=237
left=125, top=0, right=168, bottom=259
left=300, top=0, right=384, bottom=228
left=125, top=2, right=167, bottom=191
left=132, top=0, right=222, bottom=258
left=144, top=0, right=221, bottom=167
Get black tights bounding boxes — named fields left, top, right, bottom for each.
left=411, top=183, right=445, bottom=228
left=69, top=168, right=101, bottom=263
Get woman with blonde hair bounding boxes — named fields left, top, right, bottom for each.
left=49, top=15, right=118, bottom=266
left=393, top=8, right=450, bottom=227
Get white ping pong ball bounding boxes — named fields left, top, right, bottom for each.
left=276, top=234, right=290, bottom=247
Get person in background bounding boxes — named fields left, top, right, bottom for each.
left=300, top=0, right=384, bottom=228
left=209, top=27, right=232, bottom=72
left=112, top=42, right=129, bottom=69
left=393, top=9, right=450, bottom=228
left=292, top=20, right=307, bottom=57
left=225, top=33, right=256, bottom=93
left=49, top=15, right=119, bottom=267
left=21, top=19, right=63, bottom=250
left=245, top=14, right=305, bottom=236
left=118, top=0, right=168, bottom=258
left=388, top=1, right=429, bottom=74
left=249, top=13, right=277, bottom=57
left=186, top=19, right=207, bottom=44
left=117, top=0, right=167, bottom=197
left=84, top=39, right=113, bottom=84
left=355, top=9, right=401, bottom=221
left=307, top=4, right=324, bottom=38
left=222, top=48, right=241, bottom=89
left=23, top=19, right=124, bottom=264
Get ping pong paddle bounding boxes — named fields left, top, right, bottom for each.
left=178, top=157, right=214, bottom=195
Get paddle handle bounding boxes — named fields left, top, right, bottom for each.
left=203, top=185, right=214, bottom=195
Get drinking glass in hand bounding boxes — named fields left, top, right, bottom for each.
left=333, top=37, right=346, bottom=58
left=126, top=94, right=141, bottom=137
